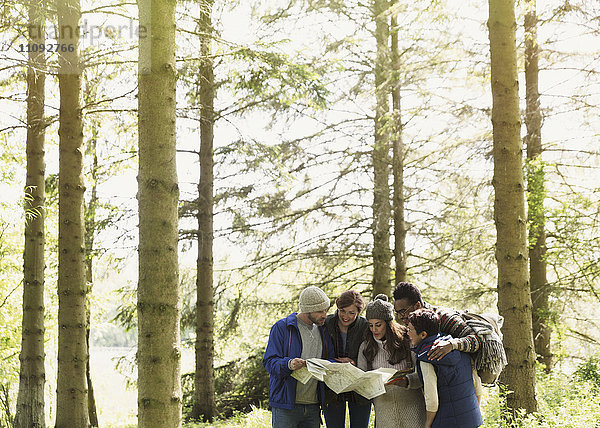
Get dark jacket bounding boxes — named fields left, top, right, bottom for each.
left=323, top=312, right=370, bottom=405
left=413, top=333, right=482, bottom=428
left=263, top=312, right=335, bottom=410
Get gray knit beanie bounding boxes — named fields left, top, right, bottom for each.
left=365, top=294, right=394, bottom=321
left=298, top=286, right=330, bottom=313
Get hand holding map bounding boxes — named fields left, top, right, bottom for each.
left=291, top=358, right=411, bottom=399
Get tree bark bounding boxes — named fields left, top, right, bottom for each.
left=372, top=0, right=392, bottom=298
left=524, top=0, right=552, bottom=373
left=488, top=0, right=538, bottom=414
left=390, top=4, right=407, bottom=284
left=55, top=0, right=90, bottom=426
left=137, top=0, right=182, bottom=426
left=190, top=0, right=216, bottom=422
left=84, top=126, right=99, bottom=427
left=15, top=1, right=46, bottom=426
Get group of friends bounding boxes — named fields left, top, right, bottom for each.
left=263, top=282, right=484, bottom=428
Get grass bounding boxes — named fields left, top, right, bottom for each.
left=183, top=407, right=271, bottom=428
left=480, top=369, right=600, bottom=428
left=184, top=368, right=600, bottom=428
left=104, top=365, right=600, bottom=427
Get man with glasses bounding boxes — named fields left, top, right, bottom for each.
left=390, top=282, right=483, bottom=390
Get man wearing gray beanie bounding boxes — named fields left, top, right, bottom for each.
left=263, top=286, right=335, bottom=427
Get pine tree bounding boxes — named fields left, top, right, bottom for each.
left=191, top=0, right=216, bottom=421
left=390, top=1, right=407, bottom=283
left=84, top=120, right=100, bottom=427
left=55, top=0, right=90, bottom=425
left=488, top=0, right=538, bottom=414
left=372, top=0, right=392, bottom=297
left=137, top=0, right=182, bottom=426
left=524, top=0, right=552, bottom=372
left=15, top=1, right=46, bottom=426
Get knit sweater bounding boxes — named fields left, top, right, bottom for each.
left=426, top=303, right=482, bottom=353
left=357, top=339, right=426, bottom=428
left=406, top=303, right=484, bottom=390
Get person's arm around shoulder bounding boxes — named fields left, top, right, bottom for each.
left=421, top=361, right=439, bottom=428
left=428, top=309, right=482, bottom=360
left=263, top=320, right=294, bottom=378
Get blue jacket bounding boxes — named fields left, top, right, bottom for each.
left=263, top=313, right=335, bottom=410
left=413, top=333, right=482, bottom=428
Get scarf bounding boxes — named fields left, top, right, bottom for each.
left=464, top=317, right=507, bottom=377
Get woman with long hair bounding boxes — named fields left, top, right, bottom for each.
left=357, top=294, right=426, bottom=428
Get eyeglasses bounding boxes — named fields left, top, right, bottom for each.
left=395, top=305, right=413, bottom=317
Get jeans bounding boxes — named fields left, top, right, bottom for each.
left=323, top=400, right=371, bottom=428
left=272, top=404, right=322, bottom=428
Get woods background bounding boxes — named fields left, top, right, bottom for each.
left=0, top=0, right=599, bottom=427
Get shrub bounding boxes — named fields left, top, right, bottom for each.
left=573, top=355, right=600, bottom=389
left=183, top=347, right=269, bottom=421
left=481, top=364, right=600, bottom=427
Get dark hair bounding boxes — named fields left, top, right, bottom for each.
left=362, top=320, right=411, bottom=369
left=408, top=309, right=440, bottom=338
left=336, top=290, right=365, bottom=312
left=393, top=282, right=423, bottom=305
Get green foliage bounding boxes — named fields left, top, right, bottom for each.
left=228, top=45, right=330, bottom=111
left=526, top=157, right=547, bottom=247
left=112, top=285, right=137, bottom=332
left=545, top=189, right=600, bottom=331
left=0, top=212, right=23, bottom=428
left=481, top=366, right=600, bottom=427
left=573, top=355, right=600, bottom=389
left=183, top=349, right=269, bottom=421
left=183, top=406, right=271, bottom=428
left=182, top=364, right=600, bottom=428
left=0, top=382, right=14, bottom=428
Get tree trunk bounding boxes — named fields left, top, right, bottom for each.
left=55, top=0, right=90, bottom=426
left=372, top=0, right=392, bottom=298
left=488, top=0, right=538, bottom=414
left=84, top=126, right=99, bottom=427
left=190, top=0, right=216, bottom=422
left=15, top=2, right=46, bottom=426
left=524, top=0, right=552, bottom=373
left=390, top=4, right=407, bottom=284
left=137, top=0, right=182, bottom=426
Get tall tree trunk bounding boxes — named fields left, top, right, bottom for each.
left=137, top=0, right=181, bottom=426
left=55, top=0, right=90, bottom=426
left=524, top=0, right=552, bottom=373
left=84, top=126, right=99, bottom=427
left=372, top=0, right=392, bottom=298
left=15, top=2, right=46, bottom=426
left=488, top=0, right=538, bottom=414
left=190, top=0, right=216, bottom=422
left=390, top=4, right=407, bottom=284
